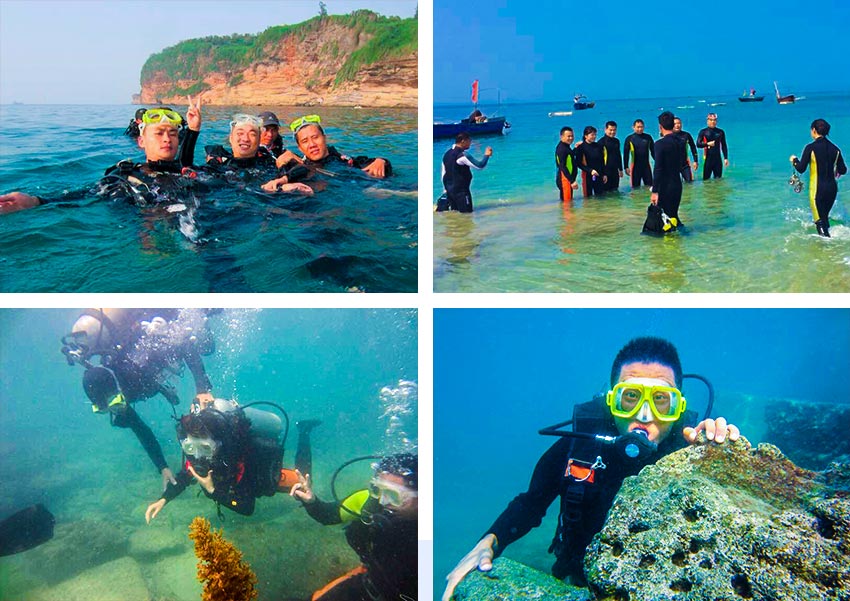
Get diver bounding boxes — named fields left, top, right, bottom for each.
left=257, top=111, right=300, bottom=165
left=290, top=453, right=418, bottom=601
left=555, top=126, right=579, bottom=201
left=123, top=108, right=148, bottom=138
left=651, top=111, right=686, bottom=229
left=623, top=119, right=655, bottom=189
left=696, top=113, right=729, bottom=180
left=438, top=131, right=493, bottom=213
left=573, top=126, right=606, bottom=197
left=790, top=118, right=848, bottom=237
left=0, top=99, right=206, bottom=214
left=144, top=400, right=320, bottom=520
left=600, top=121, right=624, bottom=192
left=442, top=337, right=741, bottom=600
left=673, top=117, right=698, bottom=182
left=62, top=309, right=216, bottom=491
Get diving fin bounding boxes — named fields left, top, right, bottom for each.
left=0, top=504, right=55, bottom=556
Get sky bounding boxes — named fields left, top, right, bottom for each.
left=0, top=0, right=417, bottom=105
left=434, top=0, right=850, bottom=104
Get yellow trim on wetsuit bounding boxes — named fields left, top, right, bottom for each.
left=339, top=489, right=370, bottom=523
left=603, top=147, right=608, bottom=166
left=810, top=151, right=820, bottom=221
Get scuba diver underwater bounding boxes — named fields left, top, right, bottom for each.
left=290, top=453, right=418, bottom=601
left=442, top=336, right=741, bottom=601
left=144, top=398, right=318, bottom=520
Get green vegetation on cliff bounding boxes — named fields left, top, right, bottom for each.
left=140, top=10, right=416, bottom=92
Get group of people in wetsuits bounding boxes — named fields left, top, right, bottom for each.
left=61, top=308, right=417, bottom=601
left=0, top=95, right=391, bottom=215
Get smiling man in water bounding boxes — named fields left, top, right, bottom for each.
left=442, top=336, right=740, bottom=600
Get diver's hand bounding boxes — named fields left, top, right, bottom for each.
left=590, top=169, right=600, bottom=177
left=0, top=192, right=41, bottom=214
left=684, top=417, right=740, bottom=445
left=194, top=392, right=214, bottom=410
left=571, top=182, right=579, bottom=190
left=442, top=534, right=497, bottom=601
left=650, top=192, right=659, bottom=206
left=618, top=169, right=624, bottom=177
left=145, top=499, right=166, bottom=524
left=362, top=158, right=388, bottom=178
left=161, top=467, right=177, bottom=492
left=289, top=469, right=315, bottom=503
left=186, top=94, right=202, bottom=131
left=484, top=147, right=493, bottom=157
left=789, top=155, right=797, bottom=164
left=692, top=161, right=698, bottom=171
left=625, top=167, right=631, bottom=176
left=187, top=464, right=215, bottom=494
left=724, top=159, right=729, bottom=167
left=602, top=175, right=608, bottom=184
left=278, top=183, right=314, bottom=195
left=275, top=150, right=303, bottom=169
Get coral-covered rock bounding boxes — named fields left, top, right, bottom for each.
left=452, top=557, right=593, bottom=601
left=585, top=438, right=850, bottom=601
left=764, top=398, right=850, bottom=470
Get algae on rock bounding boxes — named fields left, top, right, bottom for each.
left=452, top=556, right=593, bottom=601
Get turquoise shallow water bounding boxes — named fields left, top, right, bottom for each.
left=0, top=105, right=417, bottom=292
left=0, top=309, right=417, bottom=600
left=433, top=93, right=850, bottom=292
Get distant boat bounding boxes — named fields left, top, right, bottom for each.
left=433, top=116, right=511, bottom=139
left=548, top=111, right=573, bottom=117
left=708, top=102, right=727, bottom=107
left=774, top=81, right=796, bottom=104
left=573, top=94, right=595, bottom=110
left=738, top=95, right=764, bottom=102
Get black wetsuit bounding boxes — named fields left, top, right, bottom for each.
left=793, top=136, right=848, bottom=235
left=485, top=417, right=690, bottom=584
left=439, top=145, right=489, bottom=212
left=555, top=141, right=577, bottom=201
left=696, top=126, right=728, bottom=179
left=303, top=146, right=392, bottom=176
left=574, top=141, right=606, bottom=197
left=623, top=133, right=655, bottom=188
left=80, top=309, right=213, bottom=472
left=600, top=135, right=623, bottom=192
left=260, top=135, right=285, bottom=159
left=305, top=497, right=418, bottom=600
left=676, top=130, right=698, bottom=182
left=652, top=133, right=686, bottom=223
left=204, top=144, right=278, bottom=171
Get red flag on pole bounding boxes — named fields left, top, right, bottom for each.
left=471, top=80, right=479, bottom=104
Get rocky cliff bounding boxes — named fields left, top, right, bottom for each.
left=137, top=11, right=416, bottom=108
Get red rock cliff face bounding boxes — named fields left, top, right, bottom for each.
left=139, top=21, right=417, bottom=107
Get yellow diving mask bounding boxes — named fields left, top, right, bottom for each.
left=289, top=114, right=321, bottom=134
left=142, top=108, right=183, bottom=127
left=606, top=378, right=686, bottom=423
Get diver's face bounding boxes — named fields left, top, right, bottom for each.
left=585, top=131, right=597, bottom=143
left=296, top=124, right=329, bottom=161
left=707, top=116, right=717, bottom=128
left=673, top=119, right=682, bottom=132
left=561, top=130, right=574, bottom=144
left=605, top=125, right=617, bottom=138
left=139, top=123, right=179, bottom=162
left=612, top=361, right=677, bottom=443
left=633, top=122, right=645, bottom=135
left=371, top=473, right=418, bottom=518
left=260, top=125, right=279, bottom=146
left=230, top=125, right=260, bottom=158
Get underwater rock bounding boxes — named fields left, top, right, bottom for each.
left=585, top=438, right=850, bottom=601
left=30, top=556, right=149, bottom=601
left=128, top=522, right=187, bottom=561
left=452, top=556, right=593, bottom=601
left=763, top=398, right=850, bottom=470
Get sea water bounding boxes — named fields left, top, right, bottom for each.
left=0, top=309, right=418, bottom=600
left=433, top=93, right=850, bottom=292
left=0, top=105, right=417, bottom=293
left=432, top=309, right=850, bottom=595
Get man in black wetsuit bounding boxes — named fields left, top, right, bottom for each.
left=555, top=126, right=579, bottom=201
left=673, top=117, right=698, bottom=182
left=651, top=112, right=686, bottom=229
left=61, top=309, right=216, bottom=491
left=574, top=126, right=606, bottom=197
left=623, top=119, right=655, bottom=189
left=145, top=402, right=319, bottom=521
left=291, top=453, right=418, bottom=601
left=600, top=121, right=624, bottom=192
left=791, top=118, right=848, bottom=237
left=288, top=114, right=391, bottom=178
left=438, top=132, right=493, bottom=212
left=442, top=337, right=741, bottom=599
left=696, top=113, right=728, bottom=180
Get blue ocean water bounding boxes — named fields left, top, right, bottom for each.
left=0, top=105, right=417, bottom=292
left=0, top=309, right=417, bottom=600
left=433, top=309, right=850, bottom=596
left=433, top=94, right=850, bottom=292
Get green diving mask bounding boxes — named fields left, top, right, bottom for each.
left=289, top=114, right=321, bottom=134
left=369, top=477, right=417, bottom=508
left=180, top=435, right=218, bottom=459
left=142, top=109, right=183, bottom=127
left=606, top=378, right=686, bottom=423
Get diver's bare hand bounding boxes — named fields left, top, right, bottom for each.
left=161, top=467, right=177, bottom=492
left=650, top=192, right=659, bottom=206
left=194, top=392, right=214, bottom=410
left=362, top=158, right=388, bottom=178
left=442, top=534, right=496, bottom=601
left=0, top=192, right=40, bottom=214
left=625, top=167, right=631, bottom=176
left=684, top=417, right=740, bottom=445
left=789, top=155, right=797, bottom=164
left=289, top=470, right=315, bottom=503
left=186, top=94, right=203, bottom=131
left=276, top=150, right=303, bottom=169
left=484, top=147, right=493, bottom=157
left=187, top=464, right=215, bottom=494
left=145, top=499, right=166, bottom=524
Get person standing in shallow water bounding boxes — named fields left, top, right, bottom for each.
left=573, top=126, right=606, bottom=197
left=790, top=118, right=847, bottom=237
left=438, top=132, right=492, bottom=212
left=555, top=126, right=579, bottom=201
left=696, top=113, right=728, bottom=180
left=441, top=337, right=741, bottom=599
left=652, top=111, right=686, bottom=228
left=599, top=121, right=624, bottom=192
